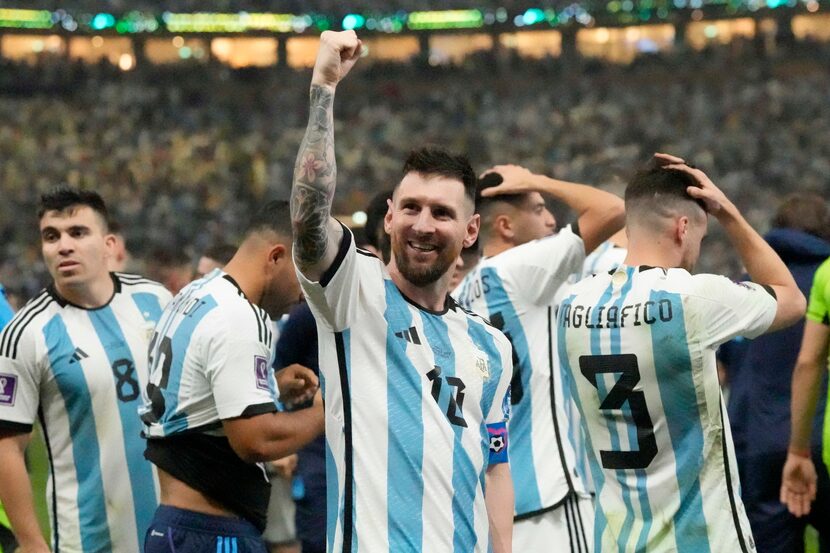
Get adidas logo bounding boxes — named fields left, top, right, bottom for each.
left=394, top=326, right=421, bottom=345
left=68, top=347, right=89, bottom=364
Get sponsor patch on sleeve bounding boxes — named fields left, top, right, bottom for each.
left=254, top=356, right=270, bottom=391
left=487, top=421, right=508, bottom=464
left=0, top=374, right=17, bottom=406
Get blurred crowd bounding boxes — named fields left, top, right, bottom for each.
left=1, top=38, right=829, bottom=301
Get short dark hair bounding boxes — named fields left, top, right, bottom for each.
left=202, top=243, right=237, bottom=265
left=245, top=200, right=292, bottom=238
left=401, top=148, right=477, bottom=204
left=364, top=189, right=392, bottom=261
left=625, top=164, right=706, bottom=220
left=772, top=193, right=830, bottom=241
left=38, top=186, right=109, bottom=230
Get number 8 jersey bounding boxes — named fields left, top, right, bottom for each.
left=558, top=265, right=777, bottom=553
left=0, top=273, right=171, bottom=553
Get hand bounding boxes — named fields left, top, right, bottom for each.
left=654, top=153, right=734, bottom=218
left=780, top=452, right=817, bottom=517
left=479, top=164, right=540, bottom=198
left=311, top=30, right=363, bottom=89
left=276, top=364, right=318, bottom=407
left=270, top=453, right=298, bottom=479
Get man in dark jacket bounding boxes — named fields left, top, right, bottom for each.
left=725, top=193, right=830, bottom=553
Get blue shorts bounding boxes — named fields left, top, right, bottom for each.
left=144, top=505, right=267, bottom=553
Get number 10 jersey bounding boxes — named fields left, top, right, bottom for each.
left=558, top=266, right=776, bottom=553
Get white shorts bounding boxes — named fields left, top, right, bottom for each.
left=514, top=494, right=594, bottom=553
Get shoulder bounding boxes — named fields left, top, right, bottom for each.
left=116, top=272, right=173, bottom=300
left=0, top=289, right=58, bottom=360
left=205, top=278, right=273, bottom=346
left=449, top=298, right=511, bottom=348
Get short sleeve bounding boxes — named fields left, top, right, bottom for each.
left=204, top=313, right=279, bottom=420
left=806, top=259, right=830, bottom=326
left=0, top=286, right=14, bottom=329
left=690, top=274, right=778, bottom=348
left=485, top=337, right=513, bottom=465
left=496, top=225, right=586, bottom=305
left=0, top=327, right=42, bottom=432
left=297, top=224, right=383, bottom=332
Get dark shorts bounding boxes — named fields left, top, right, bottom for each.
left=742, top=449, right=830, bottom=553
left=144, top=505, right=267, bottom=553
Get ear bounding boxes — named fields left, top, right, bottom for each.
left=103, top=233, right=117, bottom=257
left=463, top=214, right=480, bottom=248
left=674, top=216, right=690, bottom=245
left=494, top=214, right=514, bottom=241
left=268, top=243, right=288, bottom=265
left=383, top=199, right=393, bottom=235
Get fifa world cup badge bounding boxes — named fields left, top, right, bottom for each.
left=475, top=356, right=490, bottom=380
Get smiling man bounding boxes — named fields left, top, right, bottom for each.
left=0, top=187, right=172, bottom=552
left=290, top=31, right=515, bottom=553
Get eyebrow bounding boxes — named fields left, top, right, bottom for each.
left=41, top=224, right=91, bottom=236
left=398, top=196, right=458, bottom=217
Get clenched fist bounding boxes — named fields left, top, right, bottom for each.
left=311, top=30, right=363, bottom=89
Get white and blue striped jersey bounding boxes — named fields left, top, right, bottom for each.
left=454, top=225, right=591, bottom=518
left=298, top=228, right=513, bottom=553
left=0, top=273, right=171, bottom=553
left=140, top=270, right=279, bottom=438
left=558, top=266, right=777, bottom=552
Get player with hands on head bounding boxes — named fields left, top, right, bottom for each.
left=558, top=153, right=805, bottom=552
left=291, top=31, right=515, bottom=553
left=454, top=163, right=624, bottom=552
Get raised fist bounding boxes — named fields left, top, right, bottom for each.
left=311, top=30, right=363, bottom=89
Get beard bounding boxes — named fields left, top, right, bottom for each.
left=392, top=234, right=459, bottom=287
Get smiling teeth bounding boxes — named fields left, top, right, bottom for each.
left=410, top=243, right=436, bottom=252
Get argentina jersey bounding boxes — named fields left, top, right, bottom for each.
left=0, top=273, right=171, bottom=553
left=453, top=225, right=590, bottom=517
left=558, top=266, right=777, bottom=553
left=298, top=228, right=513, bottom=553
left=140, top=269, right=279, bottom=438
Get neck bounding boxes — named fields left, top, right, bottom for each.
left=388, top=264, right=450, bottom=312
left=623, top=235, right=682, bottom=270
left=223, top=257, right=265, bottom=306
left=482, top=238, right=512, bottom=258
left=56, top=274, right=115, bottom=308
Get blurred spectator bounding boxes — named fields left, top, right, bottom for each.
left=143, top=246, right=193, bottom=294
left=362, top=189, right=393, bottom=263
left=196, top=242, right=237, bottom=277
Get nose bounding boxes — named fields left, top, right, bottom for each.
left=57, top=233, right=75, bottom=254
left=412, top=209, right=436, bottom=235
left=545, top=209, right=556, bottom=229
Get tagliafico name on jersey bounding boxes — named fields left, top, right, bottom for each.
left=560, top=299, right=674, bottom=329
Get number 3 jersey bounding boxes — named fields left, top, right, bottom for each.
left=558, top=266, right=777, bottom=553
left=0, top=273, right=171, bottom=553
left=298, top=228, right=513, bottom=553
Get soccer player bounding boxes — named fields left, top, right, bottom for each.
left=0, top=187, right=173, bottom=552
left=781, top=256, right=830, bottom=523
left=558, top=154, right=805, bottom=552
left=453, top=164, right=625, bottom=551
left=291, top=31, right=514, bottom=552
left=141, top=200, right=324, bottom=553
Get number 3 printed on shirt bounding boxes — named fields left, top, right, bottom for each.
left=578, top=353, right=657, bottom=470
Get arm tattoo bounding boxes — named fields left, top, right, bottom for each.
left=291, top=85, right=337, bottom=270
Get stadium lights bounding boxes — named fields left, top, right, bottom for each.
left=342, top=13, right=365, bottom=30
left=0, top=8, right=53, bottom=30
left=407, top=9, right=484, bottom=30
left=162, top=12, right=302, bottom=33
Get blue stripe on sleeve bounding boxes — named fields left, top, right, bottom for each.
left=44, top=314, right=113, bottom=553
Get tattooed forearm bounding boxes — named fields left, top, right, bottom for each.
left=291, top=84, right=337, bottom=270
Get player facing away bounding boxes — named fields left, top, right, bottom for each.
left=140, top=201, right=324, bottom=553
left=557, top=154, right=806, bottom=552
left=0, top=187, right=173, bottom=553
left=453, top=164, right=624, bottom=552
left=291, top=31, right=515, bottom=553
